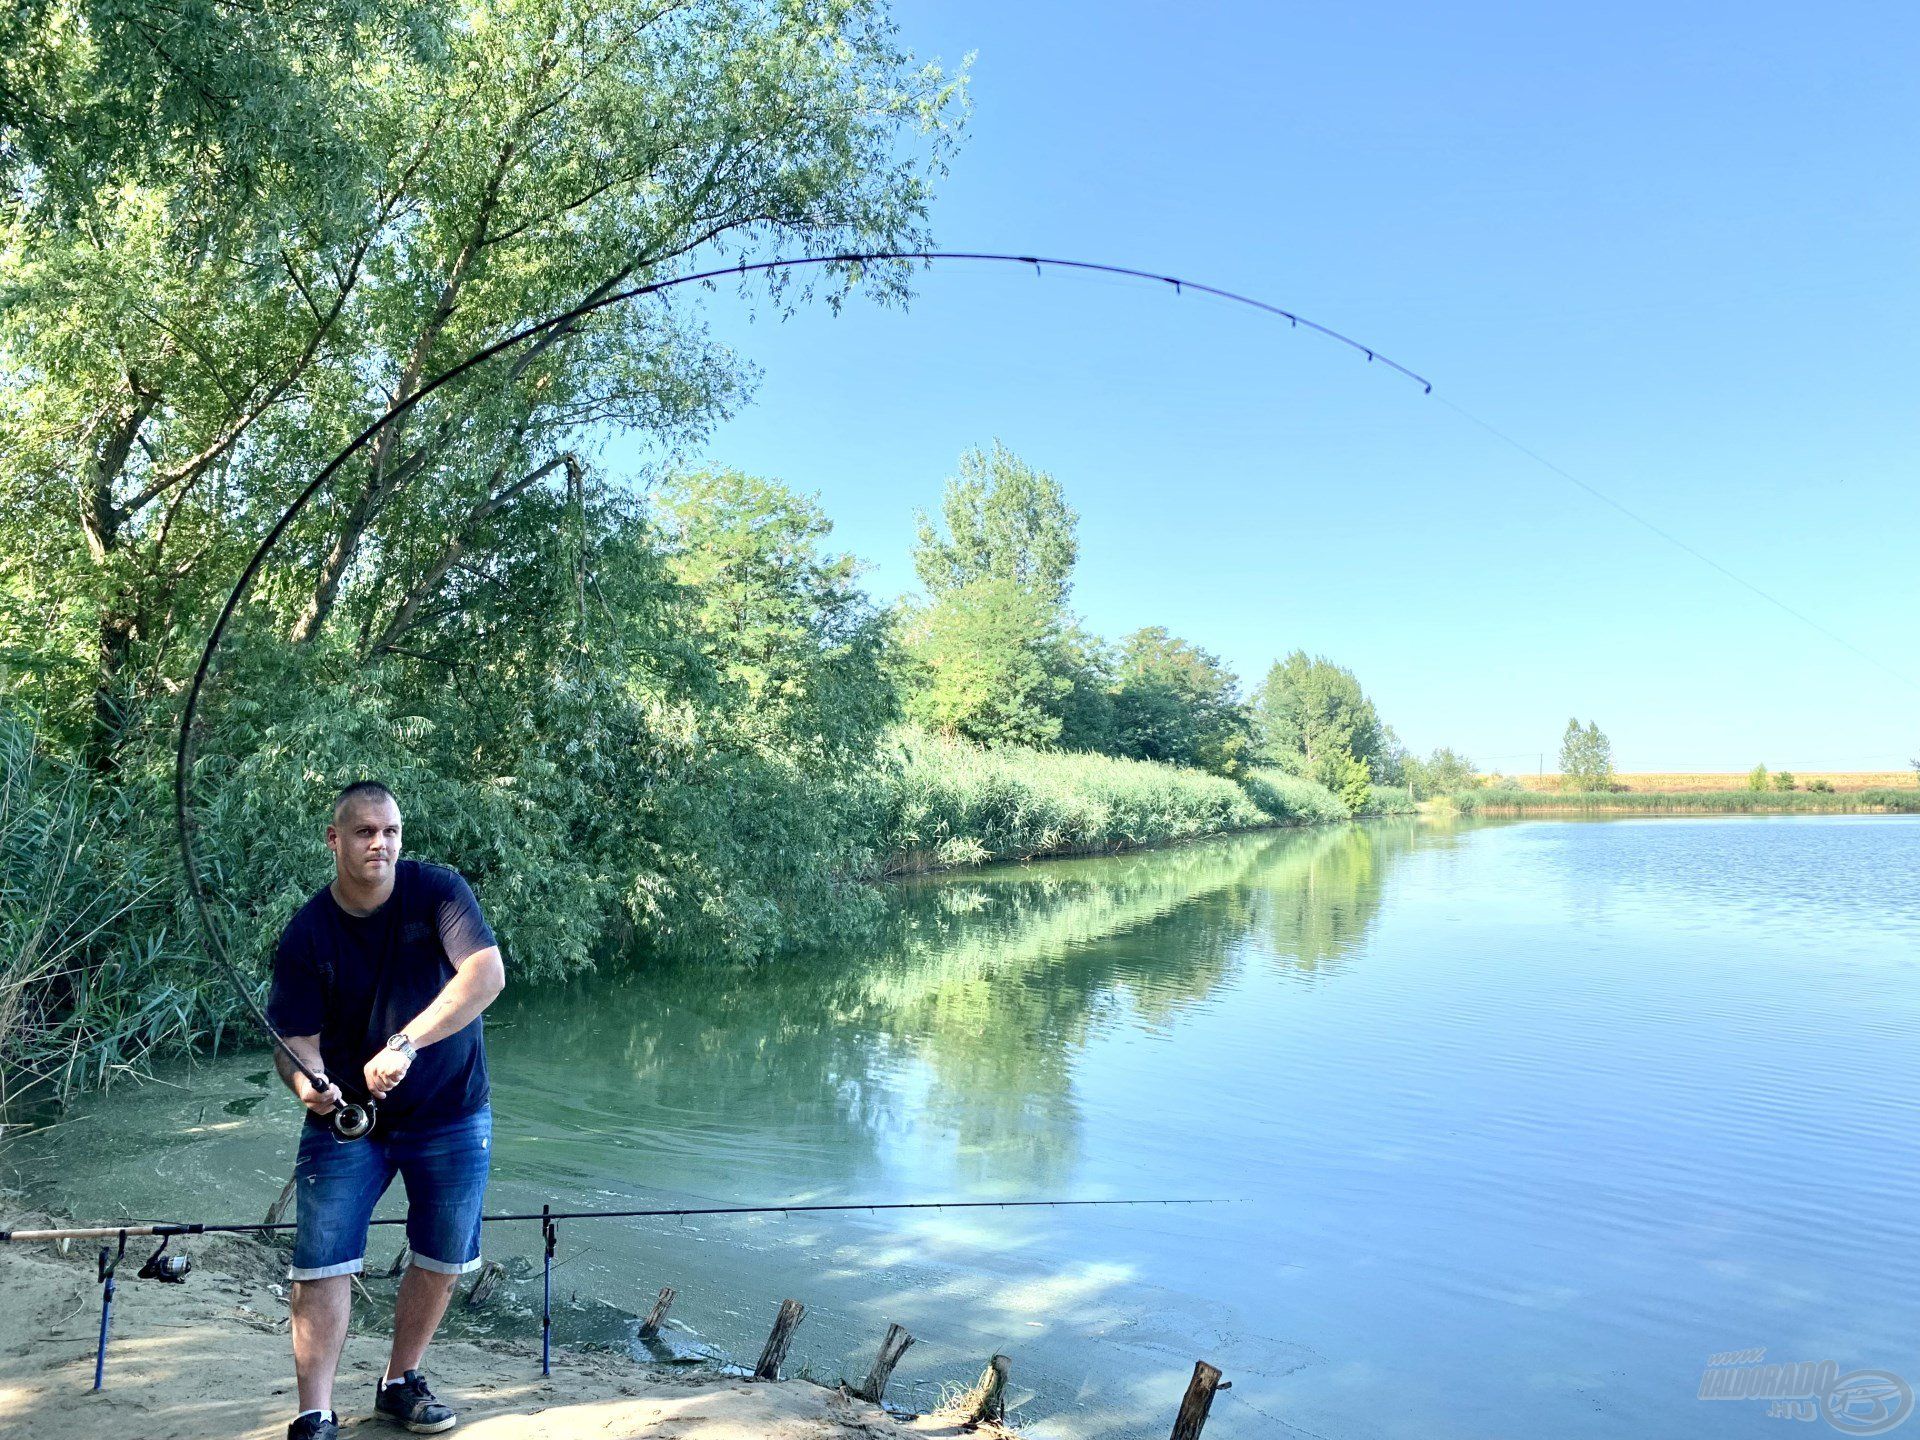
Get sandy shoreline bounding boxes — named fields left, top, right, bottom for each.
left=0, top=1197, right=1005, bottom=1440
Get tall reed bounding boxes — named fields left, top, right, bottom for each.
left=878, top=731, right=1345, bottom=872
left=0, top=714, right=216, bottom=1108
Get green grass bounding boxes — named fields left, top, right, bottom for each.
left=1441, top=787, right=1920, bottom=815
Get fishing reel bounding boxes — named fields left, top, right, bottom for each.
left=307, top=1068, right=376, bottom=1141
left=331, top=1098, right=376, bottom=1142
left=138, top=1235, right=191, bottom=1284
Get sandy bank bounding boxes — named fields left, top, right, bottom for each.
left=0, top=1204, right=1001, bottom=1440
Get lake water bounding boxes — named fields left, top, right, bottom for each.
left=6, top=815, right=1920, bottom=1437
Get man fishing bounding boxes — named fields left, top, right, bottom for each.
left=267, top=781, right=506, bottom=1440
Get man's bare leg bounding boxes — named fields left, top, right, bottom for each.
left=291, top=1276, right=352, bottom=1414
left=386, top=1265, right=460, bottom=1379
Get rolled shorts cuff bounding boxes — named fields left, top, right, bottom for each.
left=288, top=1257, right=365, bottom=1282
left=409, top=1250, right=484, bottom=1276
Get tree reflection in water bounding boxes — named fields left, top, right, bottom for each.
left=493, top=823, right=1432, bottom=1194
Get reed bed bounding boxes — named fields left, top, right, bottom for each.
left=1444, top=788, right=1920, bottom=815
left=1236, top=767, right=1353, bottom=824
left=878, top=733, right=1344, bottom=872
left=1515, top=771, right=1912, bottom=795
left=0, top=715, right=223, bottom=1109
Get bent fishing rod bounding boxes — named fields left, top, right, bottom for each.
left=1, top=1195, right=1237, bottom=1244
left=175, top=248, right=1434, bottom=1142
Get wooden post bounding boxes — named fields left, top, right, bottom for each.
left=1169, top=1361, right=1225, bottom=1440
left=638, top=1285, right=676, bottom=1338
left=962, top=1354, right=1010, bottom=1427
left=261, top=1175, right=297, bottom=1232
left=753, top=1298, right=806, bottom=1380
left=856, top=1322, right=915, bottom=1404
left=462, top=1260, right=505, bottom=1309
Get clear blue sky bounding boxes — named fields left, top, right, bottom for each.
left=642, top=1, right=1919, bottom=772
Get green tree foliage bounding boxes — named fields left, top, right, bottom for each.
left=1771, top=770, right=1796, bottom=791
left=1558, top=718, right=1614, bottom=791
left=1110, top=627, right=1250, bottom=774
left=655, top=469, right=894, bottom=760
left=1372, top=726, right=1410, bottom=788
left=0, top=0, right=967, bottom=984
left=899, top=577, right=1066, bottom=748
left=912, top=442, right=1078, bottom=606
left=2, top=0, right=967, bottom=766
left=1326, top=750, right=1374, bottom=812
left=1252, top=652, right=1387, bottom=794
left=1404, top=746, right=1479, bottom=798
left=1749, top=764, right=1770, bottom=792
left=1048, top=624, right=1119, bottom=754
left=902, top=443, right=1086, bottom=748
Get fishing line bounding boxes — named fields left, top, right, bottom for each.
left=173, top=249, right=1431, bottom=1143
left=1434, top=395, right=1919, bottom=694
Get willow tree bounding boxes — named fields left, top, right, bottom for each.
left=1, top=0, right=968, bottom=768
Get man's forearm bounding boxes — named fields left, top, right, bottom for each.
left=400, top=947, right=506, bottom=1049
left=275, top=1034, right=328, bottom=1090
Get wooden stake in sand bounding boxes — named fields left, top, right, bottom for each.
left=961, top=1354, right=1010, bottom=1427
left=462, top=1260, right=505, bottom=1309
left=855, top=1322, right=915, bottom=1404
left=753, top=1298, right=806, bottom=1380
left=638, top=1285, right=676, bottom=1339
left=260, top=1177, right=296, bottom=1234
left=1168, top=1360, right=1227, bottom=1440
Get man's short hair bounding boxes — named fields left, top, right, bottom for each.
left=332, top=780, right=399, bottom=825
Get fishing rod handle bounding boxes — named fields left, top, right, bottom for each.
left=5, top=1225, right=173, bottom=1243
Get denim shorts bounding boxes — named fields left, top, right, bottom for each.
left=290, top=1106, right=492, bottom=1281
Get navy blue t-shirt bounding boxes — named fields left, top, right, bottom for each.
left=267, top=859, right=495, bottom=1131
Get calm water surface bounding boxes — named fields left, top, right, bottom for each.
left=7, top=815, right=1920, bottom=1437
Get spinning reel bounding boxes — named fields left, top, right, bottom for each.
left=329, top=1093, right=377, bottom=1142
left=137, top=1234, right=191, bottom=1284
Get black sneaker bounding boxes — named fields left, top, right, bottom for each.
left=374, top=1370, right=457, bottom=1434
left=288, top=1414, right=338, bottom=1440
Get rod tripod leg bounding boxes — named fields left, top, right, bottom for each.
left=540, top=1206, right=556, bottom=1378
left=92, top=1273, right=114, bottom=1391
left=92, top=1231, right=126, bottom=1391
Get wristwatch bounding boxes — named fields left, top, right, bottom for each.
left=385, top=1032, right=417, bottom=1062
